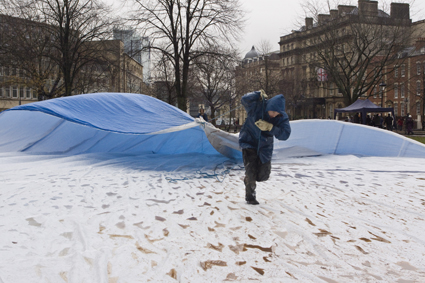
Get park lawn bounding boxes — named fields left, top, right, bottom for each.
left=406, top=136, right=425, bottom=144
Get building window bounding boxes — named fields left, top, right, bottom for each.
left=12, top=68, right=17, bottom=76
left=373, top=86, right=377, bottom=98
left=417, top=62, right=421, bottom=75
left=26, top=88, right=31, bottom=98
left=401, top=64, right=405, bottom=77
left=417, top=102, right=421, bottom=115
left=400, top=83, right=405, bottom=98
left=0, top=87, right=2, bottom=97
left=0, top=66, right=3, bottom=76
left=12, top=86, right=18, bottom=98
left=5, top=87, right=10, bottom=97
left=394, top=102, right=398, bottom=116
left=394, top=66, right=398, bottom=78
left=417, top=81, right=421, bottom=95
left=20, top=87, right=24, bottom=98
left=4, top=67, right=9, bottom=76
left=394, top=83, right=398, bottom=98
left=33, top=90, right=38, bottom=100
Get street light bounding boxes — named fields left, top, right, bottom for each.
left=379, top=82, right=386, bottom=107
left=404, top=97, right=409, bottom=116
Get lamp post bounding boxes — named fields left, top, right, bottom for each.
left=404, top=97, right=409, bottom=116
left=379, top=82, right=386, bottom=107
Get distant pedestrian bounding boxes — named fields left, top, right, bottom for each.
left=384, top=114, right=393, bottom=131
left=406, top=115, right=414, bottom=135
left=353, top=113, right=361, bottom=124
left=197, top=108, right=208, bottom=122
left=366, top=114, right=372, bottom=126
left=373, top=114, right=381, bottom=128
left=397, top=117, right=403, bottom=131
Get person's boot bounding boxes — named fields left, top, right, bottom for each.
left=244, top=179, right=259, bottom=205
left=246, top=195, right=259, bottom=205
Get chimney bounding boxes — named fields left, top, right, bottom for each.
left=338, top=5, right=356, bottom=16
left=358, top=0, right=378, bottom=17
left=330, top=9, right=338, bottom=19
left=305, top=17, right=313, bottom=29
left=391, top=3, right=410, bottom=20
left=318, top=14, right=331, bottom=24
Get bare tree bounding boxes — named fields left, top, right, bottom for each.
left=128, top=0, right=245, bottom=111
left=301, top=0, right=414, bottom=106
left=192, top=49, right=238, bottom=125
left=152, top=50, right=178, bottom=105
left=235, top=42, right=281, bottom=107
left=39, top=0, right=116, bottom=96
left=255, top=40, right=282, bottom=96
left=1, top=0, right=117, bottom=97
left=0, top=12, right=63, bottom=99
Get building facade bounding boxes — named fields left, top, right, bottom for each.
left=237, top=1, right=425, bottom=127
left=1, top=40, right=144, bottom=111
left=113, top=29, right=151, bottom=84
left=278, top=0, right=413, bottom=120
left=368, top=38, right=425, bottom=128
left=235, top=46, right=282, bottom=123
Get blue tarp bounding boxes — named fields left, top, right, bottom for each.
left=1, top=92, right=425, bottom=158
left=5, top=92, right=194, bottom=134
left=0, top=93, right=220, bottom=155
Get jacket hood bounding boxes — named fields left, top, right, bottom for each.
left=265, top=94, right=286, bottom=115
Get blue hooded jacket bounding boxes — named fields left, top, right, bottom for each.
left=239, top=91, right=291, bottom=163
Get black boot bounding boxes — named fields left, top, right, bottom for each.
left=244, top=178, right=259, bottom=205
left=246, top=196, right=259, bottom=205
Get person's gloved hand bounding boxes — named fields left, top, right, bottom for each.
left=255, top=119, right=273, bottom=131
left=259, top=89, right=268, bottom=100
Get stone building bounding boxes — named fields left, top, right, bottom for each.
left=113, top=29, right=151, bottom=84
left=235, top=46, right=281, bottom=123
left=368, top=38, right=425, bottom=128
left=0, top=24, right=144, bottom=111
left=278, top=0, right=413, bottom=120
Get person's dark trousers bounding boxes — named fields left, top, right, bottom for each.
left=242, top=148, right=271, bottom=203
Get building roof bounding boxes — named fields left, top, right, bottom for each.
left=244, top=46, right=260, bottom=59
left=296, top=7, right=390, bottom=32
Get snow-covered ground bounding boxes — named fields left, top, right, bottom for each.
left=1, top=152, right=425, bottom=282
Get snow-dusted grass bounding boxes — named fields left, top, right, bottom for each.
left=1, top=152, right=425, bottom=282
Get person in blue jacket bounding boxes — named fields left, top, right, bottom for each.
left=197, top=108, right=208, bottom=122
left=239, top=90, right=291, bottom=205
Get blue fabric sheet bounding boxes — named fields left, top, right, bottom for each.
left=6, top=93, right=194, bottom=134
left=1, top=93, right=425, bottom=158
left=0, top=93, right=220, bottom=155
